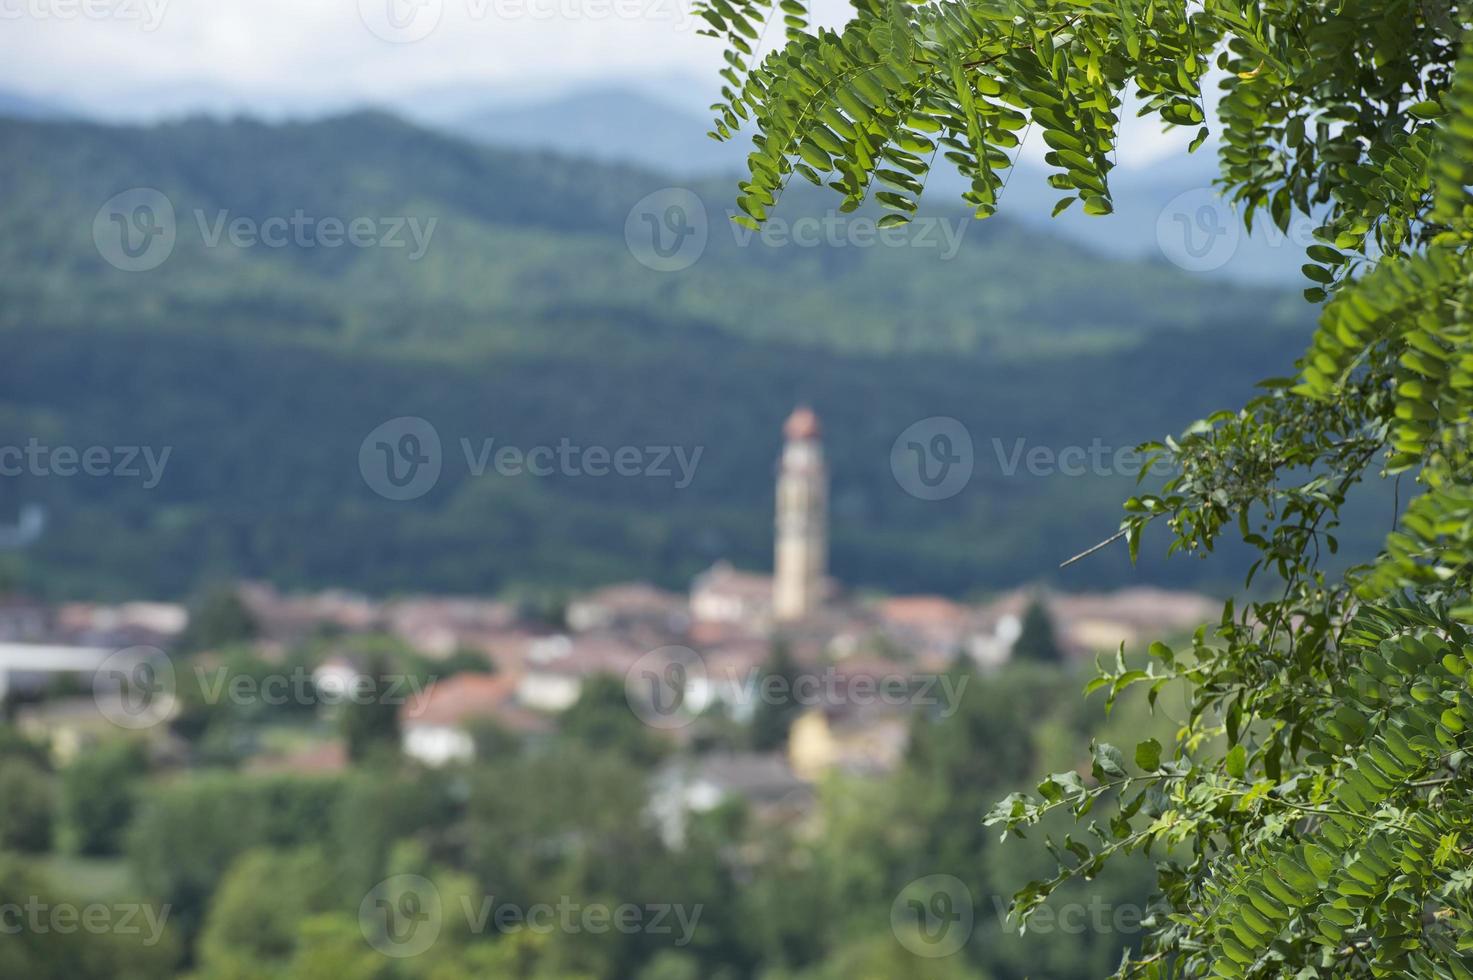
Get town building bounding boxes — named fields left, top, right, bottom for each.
left=774, top=405, right=828, bottom=621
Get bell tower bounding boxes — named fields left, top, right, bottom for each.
left=774, top=406, right=827, bottom=621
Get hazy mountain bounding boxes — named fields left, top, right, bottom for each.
left=436, top=85, right=1310, bottom=285
left=445, top=87, right=746, bottom=176
left=4, top=73, right=1312, bottom=285
left=0, top=111, right=1346, bottom=601
left=0, top=88, right=69, bottom=120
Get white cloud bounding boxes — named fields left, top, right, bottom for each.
left=0, top=0, right=1208, bottom=167
left=0, top=0, right=766, bottom=115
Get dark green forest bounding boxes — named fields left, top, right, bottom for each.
left=0, top=112, right=1337, bottom=599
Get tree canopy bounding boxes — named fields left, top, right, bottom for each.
left=701, top=0, right=1473, bottom=976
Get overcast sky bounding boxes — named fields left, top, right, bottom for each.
left=0, top=0, right=1198, bottom=167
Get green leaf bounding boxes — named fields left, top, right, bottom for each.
left=1135, top=738, right=1163, bottom=771
left=1091, top=741, right=1126, bottom=780
left=1226, top=744, right=1247, bottom=780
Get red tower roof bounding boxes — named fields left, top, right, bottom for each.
left=784, top=405, right=821, bottom=441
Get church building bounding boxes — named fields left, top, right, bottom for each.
left=773, top=405, right=828, bottom=621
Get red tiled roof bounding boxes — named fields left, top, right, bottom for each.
left=877, top=595, right=968, bottom=626
left=404, top=672, right=520, bottom=727
left=784, top=405, right=821, bottom=441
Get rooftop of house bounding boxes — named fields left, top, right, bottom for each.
left=875, top=595, right=970, bottom=627
left=668, top=752, right=808, bottom=801
left=403, top=671, right=520, bottom=727
left=570, top=583, right=685, bottom=612
left=691, top=562, right=774, bottom=600
left=246, top=740, right=349, bottom=776
left=1049, top=587, right=1221, bottom=630
left=384, top=596, right=519, bottom=630
left=523, top=634, right=648, bottom=676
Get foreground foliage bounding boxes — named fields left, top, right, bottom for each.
left=702, top=0, right=1473, bottom=975
left=1, top=658, right=1156, bottom=979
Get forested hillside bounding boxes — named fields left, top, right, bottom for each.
left=0, top=112, right=1330, bottom=599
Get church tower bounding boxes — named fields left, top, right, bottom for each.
left=774, top=405, right=827, bottom=621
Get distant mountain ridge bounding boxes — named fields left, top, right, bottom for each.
left=446, top=87, right=746, bottom=176
left=2, top=77, right=1304, bottom=283
left=429, top=85, right=1305, bottom=285
left=0, top=88, right=69, bottom=120
left=0, top=111, right=1349, bottom=601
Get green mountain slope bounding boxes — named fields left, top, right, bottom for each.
left=0, top=112, right=1326, bottom=600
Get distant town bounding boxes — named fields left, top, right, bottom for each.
left=0, top=408, right=1219, bottom=829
